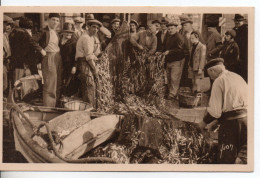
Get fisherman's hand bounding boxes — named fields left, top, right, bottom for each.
left=198, top=69, right=202, bottom=75
left=71, top=67, right=77, bottom=74
left=40, top=49, right=46, bottom=56
left=196, top=120, right=207, bottom=133
left=37, top=63, right=41, bottom=70
left=14, top=80, right=22, bottom=89
left=163, top=50, right=169, bottom=56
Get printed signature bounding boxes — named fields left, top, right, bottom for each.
left=220, top=144, right=234, bottom=159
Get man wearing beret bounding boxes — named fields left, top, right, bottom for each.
left=233, top=14, right=248, bottom=82
left=180, top=16, right=204, bottom=88
left=156, top=22, right=185, bottom=100
left=37, top=13, right=62, bottom=107
left=219, top=30, right=240, bottom=73
left=198, top=58, right=247, bottom=164
left=72, top=19, right=102, bottom=108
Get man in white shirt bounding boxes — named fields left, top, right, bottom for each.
left=38, top=13, right=61, bottom=107
left=73, top=17, right=85, bottom=40
left=198, top=58, right=247, bottom=164
left=72, top=19, right=102, bottom=108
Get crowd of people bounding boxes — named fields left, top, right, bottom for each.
left=3, top=13, right=248, bottom=108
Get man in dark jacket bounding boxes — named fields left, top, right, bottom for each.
left=9, top=17, right=46, bottom=83
left=157, top=22, right=185, bottom=99
left=233, top=14, right=248, bottom=82
left=155, top=18, right=169, bottom=51
left=37, top=13, right=62, bottom=107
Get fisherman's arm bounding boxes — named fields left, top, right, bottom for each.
left=148, top=36, right=157, bottom=55
left=130, top=32, right=143, bottom=50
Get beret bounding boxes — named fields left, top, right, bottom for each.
left=152, top=20, right=161, bottom=24
left=130, top=19, right=139, bottom=27
left=49, top=13, right=60, bottom=19
left=87, top=19, right=103, bottom=27
left=166, top=22, right=178, bottom=27
left=204, top=58, right=224, bottom=70
left=225, top=30, right=236, bottom=38
left=111, top=18, right=121, bottom=24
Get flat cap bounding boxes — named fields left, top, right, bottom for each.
left=161, top=18, right=169, bottom=24
left=87, top=19, right=103, bottom=27
left=130, top=19, right=139, bottom=27
left=181, top=18, right=193, bottom=25
left=49, top=13, right=60, bottom=19
left=111, top=18, right=121, bottom=24
left=152, top=20, right=161, bottom=25
left=233, top=14, right=245, bottom=21
left=74, top=17, right=85, bottom=23
left=100, top=26, right=111, bottom=38
left=166, top=22, right=178, bottom=27
left=86, top=14, right=95, bottom=21
left=62, top=22, right=75, bottom=33
left=204, top=58, right=224, bottom=70
left=225, top=30, right=236, bottom=38
left=4, top=15, right=13, bottom=24
left=179, top=14, right=190, bottom=22
left=103, top=15, right=110, bottom=20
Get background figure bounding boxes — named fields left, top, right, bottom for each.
left=98, top=26, right=112, bottom=51
left=38, top=13, right=62, bottom=107
left=73, top=17, right=85, bottom=41
left=157, top=22, right=185, bottom=100
left=233, top=14, right=248, bottom=82
left=129, top=19, right=138, bottom=36
left=219, top=30, right=240, bottom=74
left=102, top=14, right=111, bottom=28
left=157, top=18, right=169, bottom=51
left=110, top=18, right=121, bottom=39
left=180, top=16, right=205, bottom=88
left=59, top=22, right=79, bottom=96
left=188, top=31, right=206, bottom=93
left=151, top=20, right=162, bottom=51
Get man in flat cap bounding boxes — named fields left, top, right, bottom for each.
left=73, top=16, right=85, bottom=40
left=233, top=14, right=248, bottom=82
left=130, top=19, right=139, bottom=36
left=156, top=18, right=169, bottom=51
left=72, top=19, right=102, bottom=108
left=197, top=58, right=247, bottom=164
left=102, top=14, right=111, bottom=28
left=110, top=18, right=121, bottom=39
left=156, top=22, right=185, bottom=100
left=36, top=13, right=62, bottom=107
left=180, top=16, right=204, bottom=88
left=152, top=19, right=163, bottom=51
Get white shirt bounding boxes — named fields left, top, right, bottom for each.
left=207, top=70, right=248, bottom=118
left=75, top=32, right=100, bottom=60
left=45, top=28, right=60, bottom=52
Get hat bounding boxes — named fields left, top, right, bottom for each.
left=103, top=15, right=110, bottom=21
left=233, top=14, right=245, bottom=21
left=204, top=58, right=224, bottom=70
left=19, top=17, right=33, bottom=29
left=152, top=20, right=161, bottom=25
left=86, top=14, right=95, bottom=21
left=111, top=18, right=121, bottom=24
left=181, top=17, right=193, bottom=25
left=87, top=19, right=102, bottom=27
left=100, top=26, right=111, bottom=38
left=4, top=15, right=13, bottom=24
left=62, top=22, right=75, bottom=33
left=166, top=22, right=178, bottom=27
left=225, top=30, right=236, bottom=38
left=49, top=13, right=60, bottom=19
left=161, top=18, right=169, bottom=25
left=130, top=19, right=139, bottom=27
left=207, top=21, right=218, bottom=28
left=74, top=17, right=85, bottom=23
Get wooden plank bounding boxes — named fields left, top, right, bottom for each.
left=65, top=129, right=116, bottom=159
left=57, top=115, right=120, bottom=157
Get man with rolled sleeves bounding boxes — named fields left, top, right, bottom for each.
left=72, top=19, right=102, bottom=108
left=197, top=58, right=247, bottom=164
left=38, top=13, right=62, bottom=107
left=157, top=22, right=185, bottom=100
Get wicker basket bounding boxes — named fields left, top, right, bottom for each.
left=178, top=93, right=202, bottom=108
left=64, top=100, right=93, bottom=111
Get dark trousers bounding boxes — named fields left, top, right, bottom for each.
left=42, top=52, right=63, bottom=107
left=77, top=58, right=96, bottom=108
left=218, top=116, right=247, bottom=164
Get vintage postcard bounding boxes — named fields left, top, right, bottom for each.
left=0, top=6, right=254, bottom=171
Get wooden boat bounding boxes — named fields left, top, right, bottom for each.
left=9, top=77, right=124, bottom=163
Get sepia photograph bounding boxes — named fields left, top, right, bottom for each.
left=0, top=6, right=254, bottom=171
